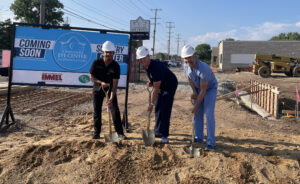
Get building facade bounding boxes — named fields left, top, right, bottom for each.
left=215, top=41, right=300, bottom=71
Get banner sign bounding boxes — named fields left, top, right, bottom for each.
left=12, top=26, right=129, bottom=87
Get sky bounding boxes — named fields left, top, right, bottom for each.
left=1, top=0, right=300, bottom=56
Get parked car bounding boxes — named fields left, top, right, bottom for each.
left=174, top=60, right=182, bottom=67
left=163, top=60, right=177, bottom=67
left=160, top=60, right=169, bottom=67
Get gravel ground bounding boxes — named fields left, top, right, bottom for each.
left=130, top=67, right=235, bottom=95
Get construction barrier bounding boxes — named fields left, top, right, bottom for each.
left=250, top=80, right=280, bottom=118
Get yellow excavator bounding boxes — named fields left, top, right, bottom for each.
left=253, top=54, right=300, bottom=78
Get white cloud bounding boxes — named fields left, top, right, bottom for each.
left=186, top=21, right=300, bottom=47
left=187, top=30, right=237, bottom=47
left=0, top=10, right=14, bottom=21
left=241, top=22, right=291, bottom=40
left=0, top=0, right=15, bottom=21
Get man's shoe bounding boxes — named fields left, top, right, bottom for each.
left=189, top=137, right=203, bottom=144
left=155, top=132, right=163, bottom=138
left=92, top=134, right=100, bottom=139
left=160, top=137, right=169, bottom=144
left=195, top=138, right=203, bottom=143
left=118, top=134, right=127, bottom=140
left=191, top=137, right=203, bottom=143
left=205, top=145, right=215, bottom=151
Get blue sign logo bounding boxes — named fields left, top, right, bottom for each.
left=53, top=32, right=92, bottom=71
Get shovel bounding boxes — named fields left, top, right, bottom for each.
left=184, top=115, right=200, bottom=157
left=102, top=86, right=119, bottom=144
left=142, top=86, right=155, bottom=146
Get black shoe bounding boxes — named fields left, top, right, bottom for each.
left=205, top=145, right=215, bottom=151
left=160, top=137, right=169, bottom=144
left=92, top=133, right=100, bottom=139
left=155, top=132, right=163, bottom=138
left=118, top=134, right=127, bottom=140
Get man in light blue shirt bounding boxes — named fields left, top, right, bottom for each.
left=181, top=45, right=218, bottom=151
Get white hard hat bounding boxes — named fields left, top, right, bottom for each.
left=136, top=46, right=149, bottom=59
left=102, top=41, right=116, bottom=52
left=181, top=45, right=195, bottom=58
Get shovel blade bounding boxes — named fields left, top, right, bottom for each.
left=104, top=134, right=111, bottom=142
left=104, top=132, right=119, bottom=144
left=191, top=147, right=201, bottom=158
left=184, top=146, right=201, bottom=158
left=142, top=129, right=155, bottom=146
left=111, top=132, right=119, bottom=143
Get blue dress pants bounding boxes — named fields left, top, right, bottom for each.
left=194, top=87, right=217, bottom=146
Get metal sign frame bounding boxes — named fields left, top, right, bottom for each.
left=0, top=22, right=147, bottom=132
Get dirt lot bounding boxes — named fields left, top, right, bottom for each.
left=0, top=68, right=299, bottom=184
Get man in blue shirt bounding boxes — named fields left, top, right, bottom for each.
left=181, top=45, right=218, bottom=151
left=136, top=46, right=178, bottom=143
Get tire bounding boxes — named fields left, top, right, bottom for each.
left=284, top=71, right=293, bottom=77
left=258, top=66, right=271, bottom=78
left=293, top=66, right=300, bottom=77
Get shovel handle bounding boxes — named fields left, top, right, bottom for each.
left=146, top=86, right=153, bottom=131
left=101, top=85, right=110, bottom=98
left=102, top=85, right=112, bottom=135
left=191, top=115, right=196, bottom=148
left=147, top=86, right=154, bottom=101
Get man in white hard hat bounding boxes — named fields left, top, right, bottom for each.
left=89, top=41, right=126, bottom=140
left=136, top=46, right=178, bottom=144
left=181, top=45, right=218, bottom=151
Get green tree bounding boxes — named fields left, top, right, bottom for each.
left=155, top=52, right=168, bottom=60
left=195, top=43, right=211, bottom=63
left=10, top=0, right=64, bottom=25
left=130, top=40, right=139, bottom=49
left=270, top=32, right=300, bottom=40
left=171, top=54, right=180, bottom=61
left=0, top=19, right=13, bottom=49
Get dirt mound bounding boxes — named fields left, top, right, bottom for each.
left=181, top=175, right=213, bottom=184
left=92, top=143, right=180, bottom=183
left=0, top=139, right=182, bottom=184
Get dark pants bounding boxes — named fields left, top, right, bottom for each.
left=154, top=86, right=177, bottom=138
left=93, top=89, right=123, bottom=136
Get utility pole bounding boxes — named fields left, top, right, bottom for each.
left=176, top=34, right=181, bottom=56
left=166, top=22, right=175, bottom=60
left=150, top=8, right=162, bottom=58
left=39, top=0, right=46, bottom=24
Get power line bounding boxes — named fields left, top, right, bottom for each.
left=64, top=6, right=122, bottom=30
left=113, top=0, right=140, bottom=17
left=70, top=0, right=128, bottom=28
left=150, top=8, right=162, bottom=57
left=137, top=0, right=152, bottom=10
left=110, top=0, right=138, bottom=17
left=128, top=0, right=153, bottom=18
left=63, top=8, right=117, bottom=30
left=67, top=4, right=128, bottom=30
